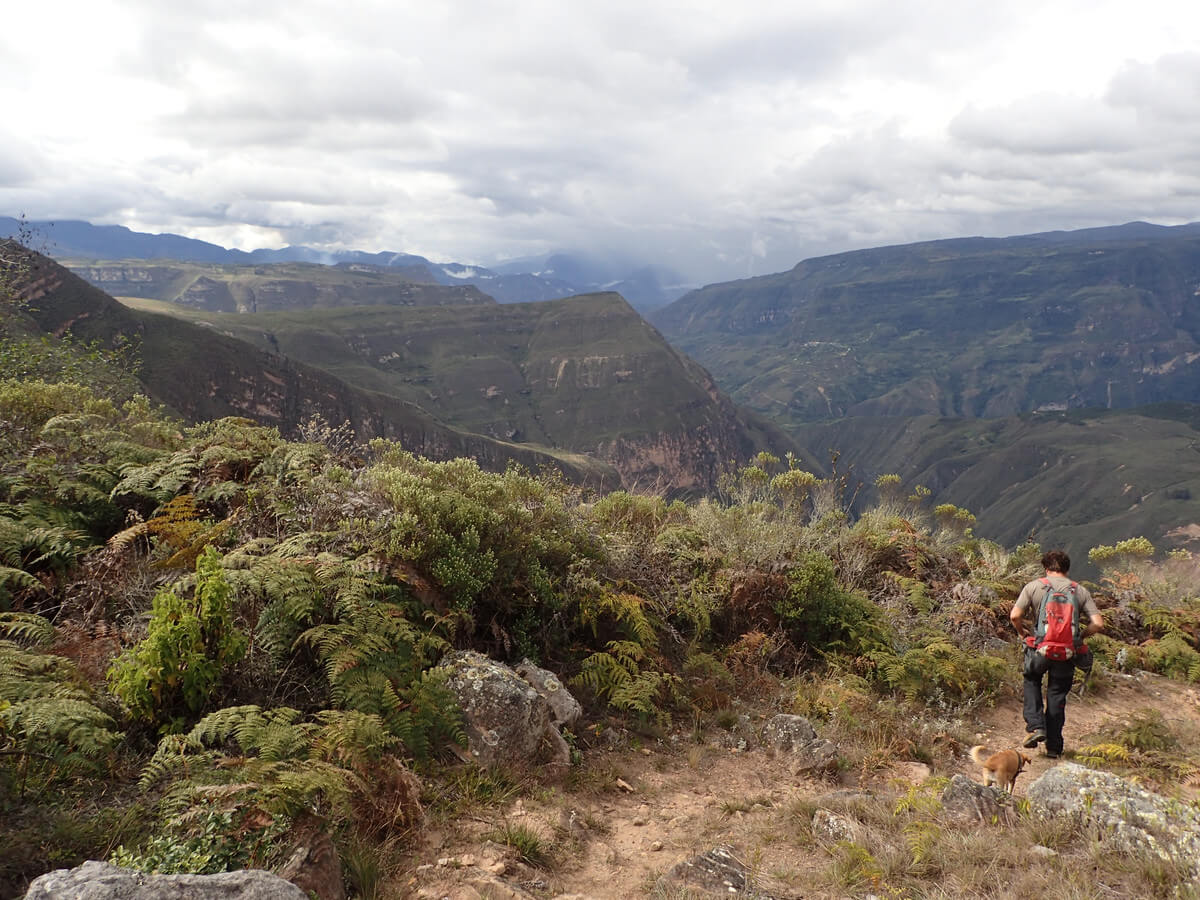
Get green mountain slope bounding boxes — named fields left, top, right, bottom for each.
left=653, top=224, right=1200, bottom=426
left=65, top=259, right=491, bottom=312
left=795, top=406, right=1200, bottom=571
left=115, top=292, right=808, bottom=493
left=3, top=243, right=617, bottom=487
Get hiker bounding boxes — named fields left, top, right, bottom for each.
left=1009, top=549, right=1104, bottom=759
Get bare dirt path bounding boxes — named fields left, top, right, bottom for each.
left=403, top=670, right=1200, bottom=899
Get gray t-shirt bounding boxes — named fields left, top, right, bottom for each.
left=1014, top=574, right=1100, bottom=623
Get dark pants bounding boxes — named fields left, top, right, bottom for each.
left=1023, top=649, right=1076, bottom=754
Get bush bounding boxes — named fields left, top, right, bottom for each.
left=776, top=552, right=890, bottom=656
left=108, top=548, right=247, bottom=732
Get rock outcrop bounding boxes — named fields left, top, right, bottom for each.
left=515, top=659, right=582, bottom=730
left=438, top=651, right=577, bottom=768
left=1026, top=762, right=1200, bottom=877
left=761, top=714, right=839, bottom=776
left=23, top=861, right=308, bottom=899
left=939, top=774, right=1017, bottom=826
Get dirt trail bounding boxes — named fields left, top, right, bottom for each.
left=404, top=671, right=1200, bottom=899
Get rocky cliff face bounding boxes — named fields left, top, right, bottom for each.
left=654, top=226, right=1200, bottom=428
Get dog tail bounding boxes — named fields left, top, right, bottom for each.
left=969, top=744, right=991, bottom=765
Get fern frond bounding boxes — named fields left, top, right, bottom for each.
left=0, top=612, right=53, bottom=646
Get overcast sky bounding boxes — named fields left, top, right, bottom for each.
left=3, top=0, right=1199, bottom=282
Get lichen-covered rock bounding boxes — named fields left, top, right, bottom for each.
left=656, top=846, right=795, bottom=898
left=1026, top=762, right=1200, bottom=877
left=23, top=860, right=309, bottom=899
left=439, top=650, right=570, bottom=768
left=811, top=808, right=863, bottom=843
left=939, top=774, right=1016, bottom=825
left=761, top=715, right=838, bottom=776
left=516, top=659, right=582, bottom=729
left=761, top=714, right=817, bottom=750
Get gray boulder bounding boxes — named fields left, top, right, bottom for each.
left=811, top=808, right=863, bottom=843
left=516, top=658, right=582, bottom=729
left=762, top=714, right=839, bottom=776
left=761, top=714, right=817, bottom=748
left=939, top=774, right=1016, bottom=826
left=438, top=650, right=570, bottom=768
left=656, top=846, right=796, bottom=898
left=1027, top=762, right=1200, bottom=876
left=23, top=861, right=308, bottom=899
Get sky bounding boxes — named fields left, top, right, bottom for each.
left=3, top=0, right=1199, bottom=283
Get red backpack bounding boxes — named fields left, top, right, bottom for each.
left=1035, top=578, right=1083, bottom=661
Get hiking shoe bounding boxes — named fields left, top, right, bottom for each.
left=1022, top=730, right=1046, bottom=748
left=1043, top=749, right=1061, bottom=759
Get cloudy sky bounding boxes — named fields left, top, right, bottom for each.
left=3, top=0, right=1199, bottom=282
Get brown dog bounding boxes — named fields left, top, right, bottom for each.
left=969, top=745, right=1032, bottom=793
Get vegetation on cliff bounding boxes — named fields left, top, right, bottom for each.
left=2, top=373, right=1199, bottom=896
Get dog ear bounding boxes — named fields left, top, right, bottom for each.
left=1020, top=752, right=1033, bottom=766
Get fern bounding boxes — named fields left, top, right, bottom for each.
left=0, top=611, right=55, bottom=645
left=886, top=572, right=933, bottom=615
left=140, top=703, right=402, bottom=825
left=869, top=637, right=1007, bottom=704
left=1, top=614, right=122, bottom=794
left=296, top=571, right=457, bottom=758
left=573, top=639, right=680, bottom=725
left=575, top=590, right=657, bottom=648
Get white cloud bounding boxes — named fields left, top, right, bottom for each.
left=3, top=1, right=1200, bottom=281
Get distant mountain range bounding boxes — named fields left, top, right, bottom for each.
left=8, top=215, right=1200, bottom=564
left=0, top=217, right=688, bottom=311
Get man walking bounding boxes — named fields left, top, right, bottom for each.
left=1009, top=550, right=1104, bottom=758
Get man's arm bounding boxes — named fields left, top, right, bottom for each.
left=1009, top=603, right=1029, bottom=638
left=1082, top=612, right=1104, bottom=638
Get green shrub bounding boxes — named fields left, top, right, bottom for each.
left=108, top=547, right=247, bottom=732
left=776, top=552, right=891, bottom=656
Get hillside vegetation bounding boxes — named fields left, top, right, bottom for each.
left=2, top=370, right=1200, bottom=896
left=795, top=406, right=1200, bottom=574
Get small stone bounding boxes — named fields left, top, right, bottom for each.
left=459, top=854, right=477, bottom=867
left=650, top=841, right=664, bottom=852
left=632, top=816, right=647, bottom=826
left=616, top=778, right=636, bottom=793
left=641, top=748, right=651, bottom=755
left=437, top=857, right=453, bottom=867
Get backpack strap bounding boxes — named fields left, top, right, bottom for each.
left=1035, top=578, right=1051, bottom=640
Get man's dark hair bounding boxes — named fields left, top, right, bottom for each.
left=1042, top=550, right=1070, bottom=573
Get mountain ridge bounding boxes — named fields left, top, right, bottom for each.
left=2, top=217, right=684, bottom=311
